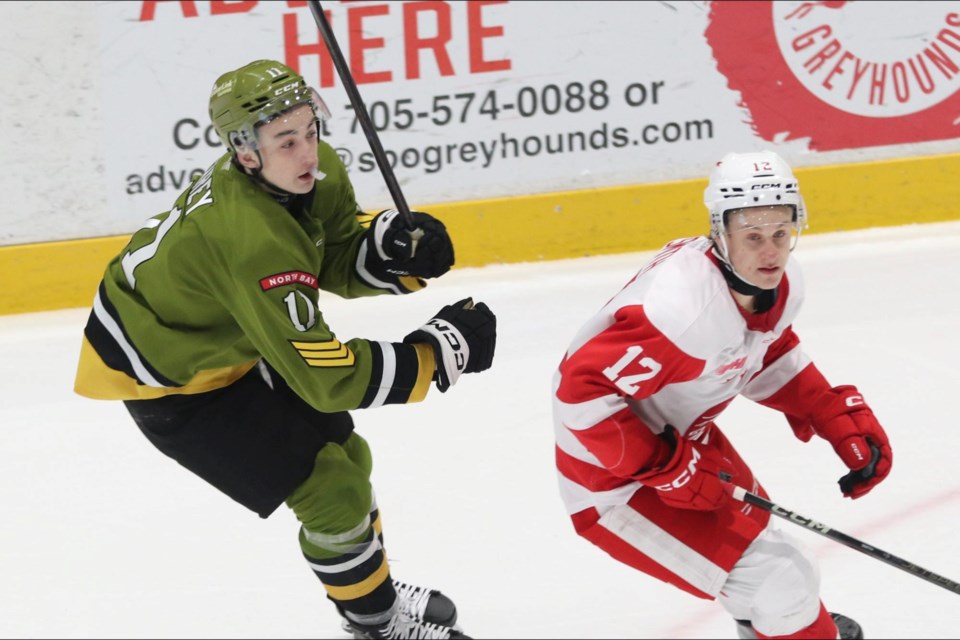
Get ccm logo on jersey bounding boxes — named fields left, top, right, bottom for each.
left=654, top=446, right=704, bottom=491
left=260, top=271, right=319, bottom=291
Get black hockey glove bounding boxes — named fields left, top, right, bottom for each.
left=403, top=297, right=496, bottom=392
left=367, top=208, right=454, bottom=279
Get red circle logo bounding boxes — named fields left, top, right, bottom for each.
left=705, top=1, right=960, bottom=150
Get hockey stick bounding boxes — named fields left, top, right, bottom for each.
left=307, top=0, right=415, bottom=230
left=725, top=482, right=960, bottom=596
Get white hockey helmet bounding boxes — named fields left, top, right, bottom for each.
left=704, top=150, right=807, bottom=266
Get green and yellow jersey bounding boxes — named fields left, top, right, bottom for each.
left=75, top=141, right=434, bottom=410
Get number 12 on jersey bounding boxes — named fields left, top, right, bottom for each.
left=602, top=345, right=662, bottom=395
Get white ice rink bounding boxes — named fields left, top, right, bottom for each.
left=2, top=222, right=960, bottom=639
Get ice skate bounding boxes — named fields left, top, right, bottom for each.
left=830, top=613, right=864, bottom=639
left=341, top=579, right=465, bottom=639
left=344, top=608, right=469, bottom=639
left=736, top=612, right=863, bottom=639
left=390, top=579, right=458, bottom=627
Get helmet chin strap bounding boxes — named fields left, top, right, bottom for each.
left=232, top=153, right=298, bottom=199
left=250, top=167, right=297, bottom=198
left=711, top=244, right=767, bottom=296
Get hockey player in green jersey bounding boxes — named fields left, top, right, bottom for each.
left=74, top=59, right=495, bottom=640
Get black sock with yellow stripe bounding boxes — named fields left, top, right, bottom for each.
left=299, top=504, right=397, bottom=624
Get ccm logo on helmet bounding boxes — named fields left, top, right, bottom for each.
left=751, top=182, right=783, bottom=190
left=273, top=82, right=300, bottom=97
left=654, top=446, right=703, bottom=491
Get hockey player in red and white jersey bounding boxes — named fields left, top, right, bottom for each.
left=552, top=150, right=892, bottom=639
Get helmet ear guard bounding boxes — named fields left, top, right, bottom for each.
left=228, top=131, right=249, bottom=151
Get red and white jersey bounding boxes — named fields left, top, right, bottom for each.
left=553, top=236, right=813, bottom=516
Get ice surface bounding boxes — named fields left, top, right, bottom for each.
left=2, top=222, right=959, bottom=638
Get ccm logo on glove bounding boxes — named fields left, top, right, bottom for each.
left=424, top=317, right=467, bottom=372
left=653, top=446, right=704, bottom=492
left=635, top=425, right=734, bottom=511
left=404, top=297, right=496, bottom=393
left=845, top=394, right=864, bottom=408
left=812, top=385, right=892, bottom=499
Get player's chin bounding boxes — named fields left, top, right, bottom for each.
left=755, top=268, right=784, bottom=289
left=289, top=173, right=316, bottom=193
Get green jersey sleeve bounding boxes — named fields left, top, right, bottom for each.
left=75, top=147, right=435, bottom=410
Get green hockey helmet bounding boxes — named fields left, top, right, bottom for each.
left=208, top=59, right=331, bottom=152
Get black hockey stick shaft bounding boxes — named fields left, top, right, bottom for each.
left=307, top=0, right=414, bottom=229
left=728, top=484, right=960, bottom=595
